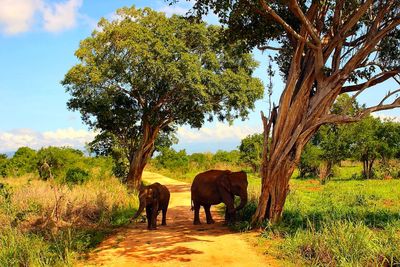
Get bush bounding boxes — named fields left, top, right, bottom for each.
left=4, top=147, right=37, bottom=177
left=0, top=175, right=138, bottom=266
left=298, top=144, right=322, bottom=178
left=65, top=168, right=89, bottom=186
left=281, top=221, right=400, bottom=266
left=37, top=147, right=85, bottom=180
left=155, top=148, right=189, bottom=173
left=0, top=227, right=59, bottom=266
left=212, top=150, right=240, bottom=165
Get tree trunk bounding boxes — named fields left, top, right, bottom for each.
left=126, top=150, right=151, bottom=191
left=252, top=160, right=294, bottom=224
left=319, top=161, right=332, bottom=183
left=126, top=123, right=159, bottom=191
left=362, top=157, right=375, bottom=179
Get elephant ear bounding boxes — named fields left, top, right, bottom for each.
left=217, top=172, right=232, bottom=194
left=152, top=187, right=160, bottom=201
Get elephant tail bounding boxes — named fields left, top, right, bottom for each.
left=190, top=198, right=194, bottom=211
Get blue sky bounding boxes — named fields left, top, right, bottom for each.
left=0, top=0, right=399, bottom=154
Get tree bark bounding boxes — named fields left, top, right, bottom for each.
left=319, top=161, right=333, bottom=183
left=362, top=158, right=375, bottom=179
left=250, top=0, right=400, bottom=226
left=252, top=160, right=294, bottom=224
left=126, top=123, right=159, bottom=191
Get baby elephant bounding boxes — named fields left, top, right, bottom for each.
left=131, top=182, right=170, bottom=230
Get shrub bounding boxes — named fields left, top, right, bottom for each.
left=0, top=175, right=138, bottom=266
left=65, top=168, right=89, bottom=186
left=298, top=144, right=322, bottom=178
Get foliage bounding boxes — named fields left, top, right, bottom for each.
left=186, top=0, right=400, bottom=224
left=4, top=147, right=37, bottom=177
left=0, top=154, right=7, bottom=178
left=149, top=149, right=243, bottom=183
left=212, top=149, right=240, bottom=165
left=239, top=133, right=263, bottom=172
left=62, top=6, right=264, bottom=188
left=298, top=143, right=322, bottom=178
left=36, top=146, right=84, bottom=181
left=0, top=174, right=138, bottom=266
left=188, top=152, right=213, bottom=170
left=65, top=167, right=90, bottom=186
left=154, top=147, right=190, bottom=173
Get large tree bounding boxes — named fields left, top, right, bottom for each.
left=187, top=0, right=400, bottom=224
left=62, top=6, right=264, bottom=190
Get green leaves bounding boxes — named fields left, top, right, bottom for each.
left=63, top=6, right=263, bottom=168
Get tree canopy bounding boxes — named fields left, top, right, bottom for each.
left=239, top=133, right=263, bottom=172
left=62, top=6, right=264, bottom=189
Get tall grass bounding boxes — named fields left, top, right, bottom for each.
left=0, top=175, right=138, bottom=266
left=232, top=173, right=400, bottom=266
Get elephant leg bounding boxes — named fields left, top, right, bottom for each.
left=222, top=196, right=235, bottom=224
left=225, top=207, right=230, bottom=222
left=161, top=207, right=167, bottom=226
left=149, top=202, right=159, bottom=230
left=204, top=205, right=215, bottom=224
left=193, top=202, right=201, bottom=225
left=146, top=206, right=152, bottom=229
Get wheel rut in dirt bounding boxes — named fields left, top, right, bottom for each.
left=83, top=171, right=277, bottom=267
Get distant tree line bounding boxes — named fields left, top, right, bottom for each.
left=0, top=147, right=113, bottom=186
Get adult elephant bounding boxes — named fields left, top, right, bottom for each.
left=131, top=182, right=170, bottom=230
left=191, top=170, right=248, bottom=225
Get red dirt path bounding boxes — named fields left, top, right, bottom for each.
left=81, top=171, right=279, bottom=267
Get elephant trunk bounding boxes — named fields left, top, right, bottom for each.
left=235, top=191, right=248, bottom=211
left=132, top=199, right=145, bottom=220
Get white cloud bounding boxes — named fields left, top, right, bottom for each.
left=0, top=0, right=83, bottom=35
left=0, top=0, right=41, bottom=34
left=0, top=128, right=96, bottom=152
left=159, top=5, right=189, bottom=17
left=42, top=0, right=82, bottom=32
left=372, top=113, right=400, bottom=123
left=177, top=122, right=262, bottom=143
left=157, top=0, right=195, bottom=17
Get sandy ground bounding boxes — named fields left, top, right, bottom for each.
left=81, top=171, right=279, bottom=267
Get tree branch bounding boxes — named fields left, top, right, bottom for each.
left=319, top=96, right=400, bottom=125
left=324, top=0, right=373, bottom=58
left=288, top=0, right=321, bottom=45
left=257, top=45, right=282, bottom=51
left=341, top=69, right=400, bottom=94
left=258, top=0, right=318, bottom=50
left=378, top=88, right=400, bottom=105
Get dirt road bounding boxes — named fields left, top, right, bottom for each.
left=83, top=171, right=278, bottom=267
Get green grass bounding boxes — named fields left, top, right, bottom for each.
left=242, top=174, right=400, bottom=266
left=0, top=174, right=138, bottom=266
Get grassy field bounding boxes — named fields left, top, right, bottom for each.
left=0, top=174, right=138, bottom=266
left=235, top=165, right=400, bottom=266
left=152, top=163, right=400, bottom=266
left=1, top=163, right=399, bottom=266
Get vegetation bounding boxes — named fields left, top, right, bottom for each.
left=148, top=145, right=400, bottom=266
left=0, top=148, right=137, bottom=266
left=189, top=0, right=400, bottom=224
left=63, top=6, right=263, bottom=190
left=238, top=133, right=263, bottom=172
left=149, top=147, right=243, bottom=183
left=256, top=176, right=400, bottom=266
